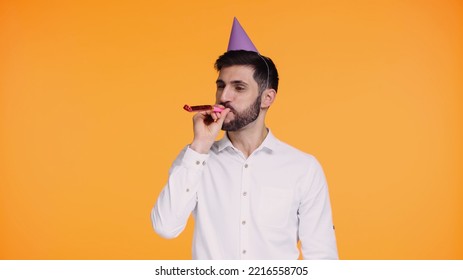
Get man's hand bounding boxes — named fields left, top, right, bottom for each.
left=189, top=107, right=231, bottom=154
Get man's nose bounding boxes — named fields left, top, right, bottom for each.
left=218, top=86, right=233, bottom=103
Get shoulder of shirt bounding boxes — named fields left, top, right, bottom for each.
left=271, top=136, right=320, bottom=164
left=271, top=137, right=326, bottom=182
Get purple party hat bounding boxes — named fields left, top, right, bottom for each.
left=227, top=17, right=258, bottom=53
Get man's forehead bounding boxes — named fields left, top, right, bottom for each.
left=217, top=65, right=255, bottom=82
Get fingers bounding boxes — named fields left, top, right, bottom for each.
left=193, top=107, right=230, bottom=128
left=193, top=110, right=214, bottom=126
left=211, top=111, right=219, bottom=122
left=210, top=105, right=226, bottom=122
left=215, top=108, right=231, bottom=125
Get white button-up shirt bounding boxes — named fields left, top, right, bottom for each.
left=151, top=130, right=338, bottom=259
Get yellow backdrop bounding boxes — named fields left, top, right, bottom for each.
left=1, top=0, right=462, bottom=259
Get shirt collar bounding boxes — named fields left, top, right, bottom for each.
left=215, top=128, right=279, bottom=153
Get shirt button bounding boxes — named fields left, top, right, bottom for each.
left=242, top=220, right=246, bottom=225
left=244, top=164, right=249, bottom=168
left=202, top=161, right=206, bottom=166
left=186, top=188, right=190, bottom=192
left=243, top=192, right=247, bottom=196
left=195, top=161, right=200, bottom=165
left=242, top=250, right=246, bottom=254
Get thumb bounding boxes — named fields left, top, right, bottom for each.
left=214, top=108, right=231, bottom=127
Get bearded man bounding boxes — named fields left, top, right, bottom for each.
left=151, top=18, right=338, bottom=260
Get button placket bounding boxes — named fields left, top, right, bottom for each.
left=240, top=161, right=250, bottom=259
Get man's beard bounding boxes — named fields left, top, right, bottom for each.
left=222, top=94, right=261, bottom=131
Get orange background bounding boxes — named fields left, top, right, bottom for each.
left=1, top=0, right=462, bottom=259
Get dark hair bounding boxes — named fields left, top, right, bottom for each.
left=214, top=50, right=279, bottom=93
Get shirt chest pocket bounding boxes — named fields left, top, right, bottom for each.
left=257, top=187, right=294, bottom=228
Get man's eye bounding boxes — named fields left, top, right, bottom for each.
left=236, top=86, right=245, bottom=91
left=217, top=85, right=224, bottom=89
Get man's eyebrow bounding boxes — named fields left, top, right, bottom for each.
left=215, top=79, right=248, bottom=85
left=231, top=80, right=248, bottom=85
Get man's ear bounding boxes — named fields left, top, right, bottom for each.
left=261, top=89, right=277, bottom=109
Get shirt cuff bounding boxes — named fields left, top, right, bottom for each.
left=182, top=146, right=210, bottom=168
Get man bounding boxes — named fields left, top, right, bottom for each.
left=151, top=18, right=338, bottom=259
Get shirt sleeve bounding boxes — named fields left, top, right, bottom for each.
left=298, top=157, right=339, bottom=259
left=151, top=146, right=209, bottom=239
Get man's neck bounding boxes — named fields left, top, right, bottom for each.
left=227, top=121, right=268, bottom=158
